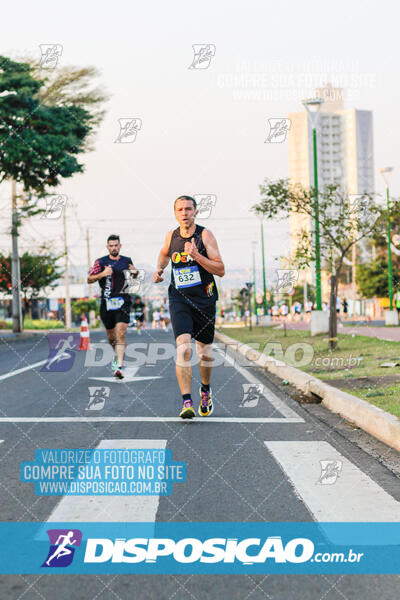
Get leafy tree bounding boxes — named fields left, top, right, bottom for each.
left=72, top=299, right=99, bottom=317
left=369, top=197, right=400, bottom=253
left=0, top=248, right=62, bottom=316
left=253, top=179, right=383, bottom=349
left=0, top=55, right=102, bottom=331
left=356, top=258, right=400, bottom=299
left=0, top=55, right=93, bottom=194
left=292, top=284, right=315, bottom=305
left=28, top=61, right=108, bottom=149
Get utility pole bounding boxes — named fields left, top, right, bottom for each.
left=86, top=227, right=93, bottom=298
left=351, top=243, right=357, bottom=299
left=251, top=241, right=258, bottom=324
left=63, top=207, right=72, bottom=329
left=11, top=180, right=23, bottom=333
left=303, top=280, right=307, bottom=308
left=245, top=282, right=253, bottom=330
left=260, top=220, right=267, bottom=315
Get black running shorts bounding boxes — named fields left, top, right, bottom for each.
left=100, top=298, right=131, bottom=330
left=169, top=299, right=216, bottom=344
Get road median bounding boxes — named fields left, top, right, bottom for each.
left=216, top=331, right=400, bottom=452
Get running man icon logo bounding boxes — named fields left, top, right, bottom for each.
left=42, top=529, right=82, bottom=568
left=265, top=118, right=291, bottom=143
left=41, top=194, right=68, bottom=220
left=349, top=194, right=369, bottom=217
left=41, top=333, right=80, bottom=372
left=275, top=269, right=299, bottom=295
left=39, top=44, right=63, bottom=69
left=115, top=118, right=142, bottom=143
left=194, top=194, right=217, bottom=219
left=239, top=383, right=263, bottom=408
left=188, top=44, right=216, bottom=69
left=317, top=460, right=343, bottom=485
left=86, top=386, right=110, bottom=411
left=121, top=269, right=145, bottom=293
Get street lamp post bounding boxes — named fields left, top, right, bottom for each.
left=302, top=97, right=329, bottom=335
left=251, top=241, right=257, bottom=324
left=379, top=167, right=398, bottom=325
left=257, top=215, right=268, bottom=316
left=303, top=97, right=324, bottom=311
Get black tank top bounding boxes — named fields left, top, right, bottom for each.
left=168, top=224, right=218, bottom=305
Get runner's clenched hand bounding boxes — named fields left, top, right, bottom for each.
left=153, top=268, right=164, bottom=283
left=102, top=265, right=113, bottom=277
left=184, top=238, right=200, bottom=261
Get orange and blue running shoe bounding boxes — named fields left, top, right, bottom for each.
left=179, top=398, right=195, bottom=419
left=198, top=387, right=213, bottom=417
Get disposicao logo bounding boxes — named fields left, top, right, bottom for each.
left=83, top=536, right=314, bottom=564
left=42, top=529, right=82, bottom=568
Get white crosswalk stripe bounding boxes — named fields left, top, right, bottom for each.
left=47, top=439, right=167, bottom=522
left=265, top=440, right=400, bottom=522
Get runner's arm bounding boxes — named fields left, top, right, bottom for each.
left=87, top=260, right=110, bottom=284
left=153, top=231, right=173, bottom=282
left=193, top=229, right=225, bottom=277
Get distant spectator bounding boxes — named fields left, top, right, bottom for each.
left=342, top=298, right=348, bottom=318
left=280, top=303, right=289, bottom=317
left=293, top=301, right=302, bottom=319
left=395, top=291, right=400, bottom=316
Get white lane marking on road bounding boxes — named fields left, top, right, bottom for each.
left=47, top=439, right=167, bottom=522
left=265, top=441, right=400, bottom=522
left=89, top=365, right=161, bottom=383
left=216, top=347, right=303, bottom=420
left=0, top=360, right=47, bottom=381
left=89, top=375, right=162, bottom=383
left=0, top=416, right=303, bottom=423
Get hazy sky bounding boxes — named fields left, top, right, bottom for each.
left=0, top=0, right=398, bottom=281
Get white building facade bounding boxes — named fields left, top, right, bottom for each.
left=288, top=85, right=374, bottom=299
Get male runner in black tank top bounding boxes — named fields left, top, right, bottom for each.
left=153, top=195, right=225, bottom=418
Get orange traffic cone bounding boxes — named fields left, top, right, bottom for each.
left=79, top=315, right=92, bottom=350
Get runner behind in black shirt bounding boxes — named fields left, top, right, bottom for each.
left=88, top=234, right=138, bottom=378
left=133, top=296, right=145, bottom=335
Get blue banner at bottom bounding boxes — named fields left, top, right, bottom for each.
left=1, top=522, right=399, bottom=574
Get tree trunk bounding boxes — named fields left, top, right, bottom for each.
left=329, top=274, right=338, bottom=351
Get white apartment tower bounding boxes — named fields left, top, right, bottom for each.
left=288, top=84, right=374, bottom=293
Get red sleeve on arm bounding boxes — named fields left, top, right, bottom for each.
left=89, top=259, right=102, bottom=276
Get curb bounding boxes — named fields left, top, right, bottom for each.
left=0, top=332, right=41, bottom=344
left=215, top=331, right=400, bottom=453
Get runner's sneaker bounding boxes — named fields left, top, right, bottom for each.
left=114, top=367, right=124, bottom=379
left=198, top=387, right=213, bottom=416
left=179, top=398, right=195, bottom=419
left=111, top=356, right=118, bottom=372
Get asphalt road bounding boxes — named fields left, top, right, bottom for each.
left=0, top=327, right=399, bottom=599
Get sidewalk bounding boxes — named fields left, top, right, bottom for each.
left=275, top=319, right=400, bottom=342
